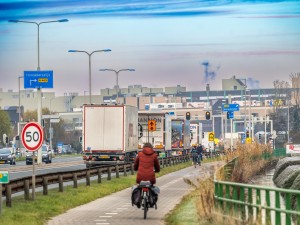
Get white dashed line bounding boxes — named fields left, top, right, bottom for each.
left=99, top=216, right=112, bottom=218
left=105, top=213, right=118, bottom=215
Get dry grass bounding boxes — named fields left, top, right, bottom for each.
left=193, top=143, right=273, bottom=225
left=230, top=142, right=273, bottom=183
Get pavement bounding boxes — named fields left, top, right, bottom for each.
left=46, top=161, right=224, bottom=225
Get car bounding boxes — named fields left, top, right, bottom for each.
left=0, top=148, right=16, bottom=165
left=26, top=144, right=52, bottom=165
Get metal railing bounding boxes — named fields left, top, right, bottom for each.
left=214, top=180, right=300, bottom=225
left=1, top=155, right=190, bottom=208
left=214, top=148, right=300, bottom=225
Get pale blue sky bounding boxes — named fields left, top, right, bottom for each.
left=0, top=0, right=299, bottom=96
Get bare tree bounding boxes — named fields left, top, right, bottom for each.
left=290, top=72, right=300, bottom=107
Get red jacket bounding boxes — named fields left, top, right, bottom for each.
left=134, top=147, right=160, bottom=185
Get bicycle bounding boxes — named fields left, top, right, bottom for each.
left=138, top=181, right=157, bottom=219
left=191, top=153, right=198, bottom=168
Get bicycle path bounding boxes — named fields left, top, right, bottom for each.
left=47, top=161, right=224, bottom=225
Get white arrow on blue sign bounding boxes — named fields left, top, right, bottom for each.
left=24, top=71, right=53, bottom=89
left=222, top=103, right=240, bottom=112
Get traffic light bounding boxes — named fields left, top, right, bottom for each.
left=205, top=111, right=210, bottom=120
left=227, top=111, right=230, bottom=119
left=186, top=112, right=191, bottom=120
left=16, top=135, right=19, bottom=141
left=246, top=131, right=250, bottom=138
left=258, top=134, right=262, bottom=140
left=5, top=136, right=9, bottom=144
left=202, top=132, right=204, bottom=138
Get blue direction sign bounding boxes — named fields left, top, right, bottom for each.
left=222, top=103, right=240, bottom=112
left=24, top=71, right=53, bottom=89
left=228, top=111, right=234, bottom=119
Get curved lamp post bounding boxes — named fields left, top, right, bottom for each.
left=99, top=69, right=135, bottom=104
left=68, top=49, right=111, bottom=104
left=8, top=18, right=68, bottom=200
left=9, top=19, right=69, bottom=71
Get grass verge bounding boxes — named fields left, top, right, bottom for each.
left=0, top=160, right=193, bottom=225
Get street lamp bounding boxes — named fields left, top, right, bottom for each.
left=68, top=49, right=111, bottom=104
left=9, top=18, right=68, bottom=200
left=18, top=76, right=24, bottom=151
left=99, top=69, right=135, bottom=104
left=8, top=19, right=69, bottom=71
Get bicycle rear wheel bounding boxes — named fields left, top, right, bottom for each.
left=143, top=195, right=148, bottom=219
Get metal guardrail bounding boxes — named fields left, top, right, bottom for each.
left=1, top=155, right=190, bottom=208
left=214, top=148, right=300, bottom=225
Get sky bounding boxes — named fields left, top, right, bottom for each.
left=0, top=0, right=299, bottom=96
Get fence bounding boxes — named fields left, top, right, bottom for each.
left=214, top=148, right=300, bottom=225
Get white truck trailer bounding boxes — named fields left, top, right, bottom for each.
left=82, top=104, right=138, bottom=167
left=138, top=112, right=172, bottom=155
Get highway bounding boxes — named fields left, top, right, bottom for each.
left=0, top=156, right=84, bottom=180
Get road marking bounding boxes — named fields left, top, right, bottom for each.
left=105, top=213, right=118, bottom=215
left=99, top=216, right=112, bottom=218
left=96, top=223, right=110, bottom=225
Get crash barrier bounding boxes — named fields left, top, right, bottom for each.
left=214, top=149, right=300, bottom=225
left=1, top=155, right=190, bottom=208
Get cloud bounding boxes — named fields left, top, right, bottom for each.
left=2, top=0, right=298, bottom=21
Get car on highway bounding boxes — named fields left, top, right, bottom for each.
left=0, top=148, right=16, bottom=165
left=26, top=144, right=52, bottom=165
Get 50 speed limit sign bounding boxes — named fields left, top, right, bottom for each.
left=21, top=122, right=44, bottom=152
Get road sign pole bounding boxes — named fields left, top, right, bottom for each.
left=37, top=88, right=42, bottom=165
left=32, top=155, right=36, bottom=200
left=21, top=122, right=44, bottom=201
left=0, top=183, right=2, bottom=214
left=230, top=119, right=233, bottom=151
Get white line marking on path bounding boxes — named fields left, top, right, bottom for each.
left=105, top=213, right=118, bottom=215
left=99, top=216, right=112, bottom=218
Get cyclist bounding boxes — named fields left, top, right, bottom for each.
left=133, top=143, right=160, bottom=207
left=134, top=142, right=160, bottom=185
left=196, top=144, right=203, bottom=165
left=190, top=146, right=199, bottom=167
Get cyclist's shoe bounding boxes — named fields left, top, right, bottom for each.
left=137, top=203, right=141, bottom=208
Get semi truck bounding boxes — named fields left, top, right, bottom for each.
left=138, top=112, right=172, bottom=155
left=82, top=104, right=138, bottom=167
left=171, top=119, right=191, bottom=155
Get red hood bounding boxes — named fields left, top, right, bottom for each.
left=142, top=147, right=154, bottom=155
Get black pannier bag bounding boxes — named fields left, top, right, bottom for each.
left=131, top=187, right=142, bottom=206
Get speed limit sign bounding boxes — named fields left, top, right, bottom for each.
left=21, top=122, right=44, bottom=152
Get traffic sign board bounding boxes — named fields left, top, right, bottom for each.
left=148, top=120, right=156, bottom=131
left=222, top=104, right=240, bottom=112
left=0, top=171, right=9, bottom=184
left=24, top=70, right=53, bottom=89
left=208, top=132, right=214, bottom=141
left=227, top=111, right=234, bottom=119
left=21, top=122, right=44, bottom=152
